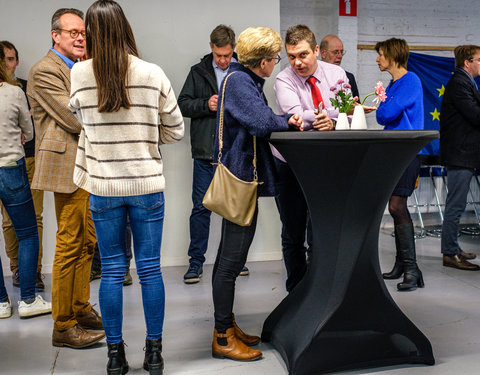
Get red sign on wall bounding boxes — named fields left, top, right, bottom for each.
left=339, top=0, right=357, bottom=17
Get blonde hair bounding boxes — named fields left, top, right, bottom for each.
left=236, top=27, right=283, bottom=68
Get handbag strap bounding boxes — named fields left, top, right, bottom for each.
left=218, top=71, right=258, bottom=182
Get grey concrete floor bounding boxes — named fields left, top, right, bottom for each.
left=2, top=228, right=480, bottom=374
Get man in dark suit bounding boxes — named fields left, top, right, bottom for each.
left=320, top=34, right=360, bottom=100
left=0, top=40, right=45, bottom=290
left=27, top=8, right=104, bottom=348
left=440, top=45, right=480, bottom=271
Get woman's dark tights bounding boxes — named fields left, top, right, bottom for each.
left=388, top=195, right=411, bottom=226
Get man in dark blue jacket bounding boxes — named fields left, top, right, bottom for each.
left=440, top=44, right=480, bottom=271
left=178, top=25, right=248, bottom=283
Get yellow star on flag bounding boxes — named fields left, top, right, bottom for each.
left=437, top=85, right=445, bottom=97
left=430, top=108, right=440, bottom=121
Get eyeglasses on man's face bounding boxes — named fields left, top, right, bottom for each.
left=469, top=58, right=480, bottom=63
left=56, top=29, right=86, bottom=39
left=267, top=55, right=282, bottom=65
left=328, top=49, right=347, bottom=56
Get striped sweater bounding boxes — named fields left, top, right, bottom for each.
left=69, top=55, right=184, bottom=197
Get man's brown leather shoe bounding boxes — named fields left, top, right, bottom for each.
left=36, top=272, right=45, bottom=291
left=460, top=249, right=477, bottom=260
left=77, top=308, right=103, bottom=330
left=12, top=270, right=20, bottom=288
left=443, top=254, right=480, bottom=271
left=212, top=328, right=262, bottom=362
left=52, top=324, right=105, bottom=348
left=232, top=314, right=260, bottom=346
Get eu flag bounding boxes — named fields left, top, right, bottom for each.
left=407, top=52, right=480, bottom=156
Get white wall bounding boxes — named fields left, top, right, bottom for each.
left=0, top=0, right=283, bottom=274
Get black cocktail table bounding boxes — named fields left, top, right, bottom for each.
left=262, top=130, right=438, bottom=375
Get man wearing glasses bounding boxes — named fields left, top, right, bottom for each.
left=273, top=25, right=343, bottom=292
left=440, top=45, right=480, bottom=271
left=27, top=8, right=104, bottom=348
left=320, top=34, right=360, bottom=100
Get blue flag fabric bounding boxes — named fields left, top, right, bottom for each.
left=407, top=52, right=480, bottom=156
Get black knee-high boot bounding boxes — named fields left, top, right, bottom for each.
left=395, top=223, right=425, bottom=291
left=382, top=225, right=404, bottom=279
left=107, top=341, right=129, bottom=375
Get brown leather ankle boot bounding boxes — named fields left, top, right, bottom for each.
left=232, top=314, right=260, bottom=346
left=212, top=328, right=262, bottom=362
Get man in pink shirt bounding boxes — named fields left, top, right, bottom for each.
left=273, top=25, right=342, bottom=292
left=275, top=26, right=347, bottom=128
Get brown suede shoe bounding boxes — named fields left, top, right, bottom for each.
left=443, top=254, right=480, bottom=271
left=212, top=328, right=262, bottom=362
left=77, top=308, right=104, bottom=330
left=36, top=272, right=45, bottom=291
left=232, top=314, right=260, bottom=346
left=52, top=324, right=105, bottom=348
left=12, top=270, right=20, bottom=288
left=460, top=249, right=477, bottom=260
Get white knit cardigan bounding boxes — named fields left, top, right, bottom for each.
left=69, top=55, right=184, bottom=197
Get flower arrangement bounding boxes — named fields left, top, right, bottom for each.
left=329, top=79, right=354, bottom=113
left=361, top=81, right=387, bottom=105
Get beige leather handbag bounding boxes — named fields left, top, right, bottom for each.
left=202, top=72, right=259, bottom=226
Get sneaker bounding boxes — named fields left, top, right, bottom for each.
left=90, top=268, right=102, bottom=282
left=0, top=298, right=12, bottom=319
left=123, top=269, right=133, bottom=286
left=239, top=266, right=249, bottom=276
left=183, top=263, right=203, bottom=284
left=18, top=295, right=52, bottom=318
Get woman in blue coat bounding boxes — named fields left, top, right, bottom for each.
left=211, top=26, right=303, bottom=362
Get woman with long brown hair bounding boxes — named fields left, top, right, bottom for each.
left=69, top=1, right=184, bottom=374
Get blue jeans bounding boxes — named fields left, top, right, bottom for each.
left=0, top=158, right=38, bottom=302
left=91, top=220, right=133, bottom=272
left=188, top=159, right=215, bottom=266
left=89, top=192, right=165, bottom=343
left=274, top=159, right=311, bottom=292
left=441, top=167, right=475, bottom=255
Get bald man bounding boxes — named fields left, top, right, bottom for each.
left=320, top=34, right=359, bottom=100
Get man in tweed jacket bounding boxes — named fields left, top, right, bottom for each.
left=27, top=8, right=105, bottom=349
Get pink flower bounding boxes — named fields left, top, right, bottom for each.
left=329, top=80, right=354, bottom=113
left=361, top=81, right=387, bottom=106
left=374, top=81, right=387, bottom=102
